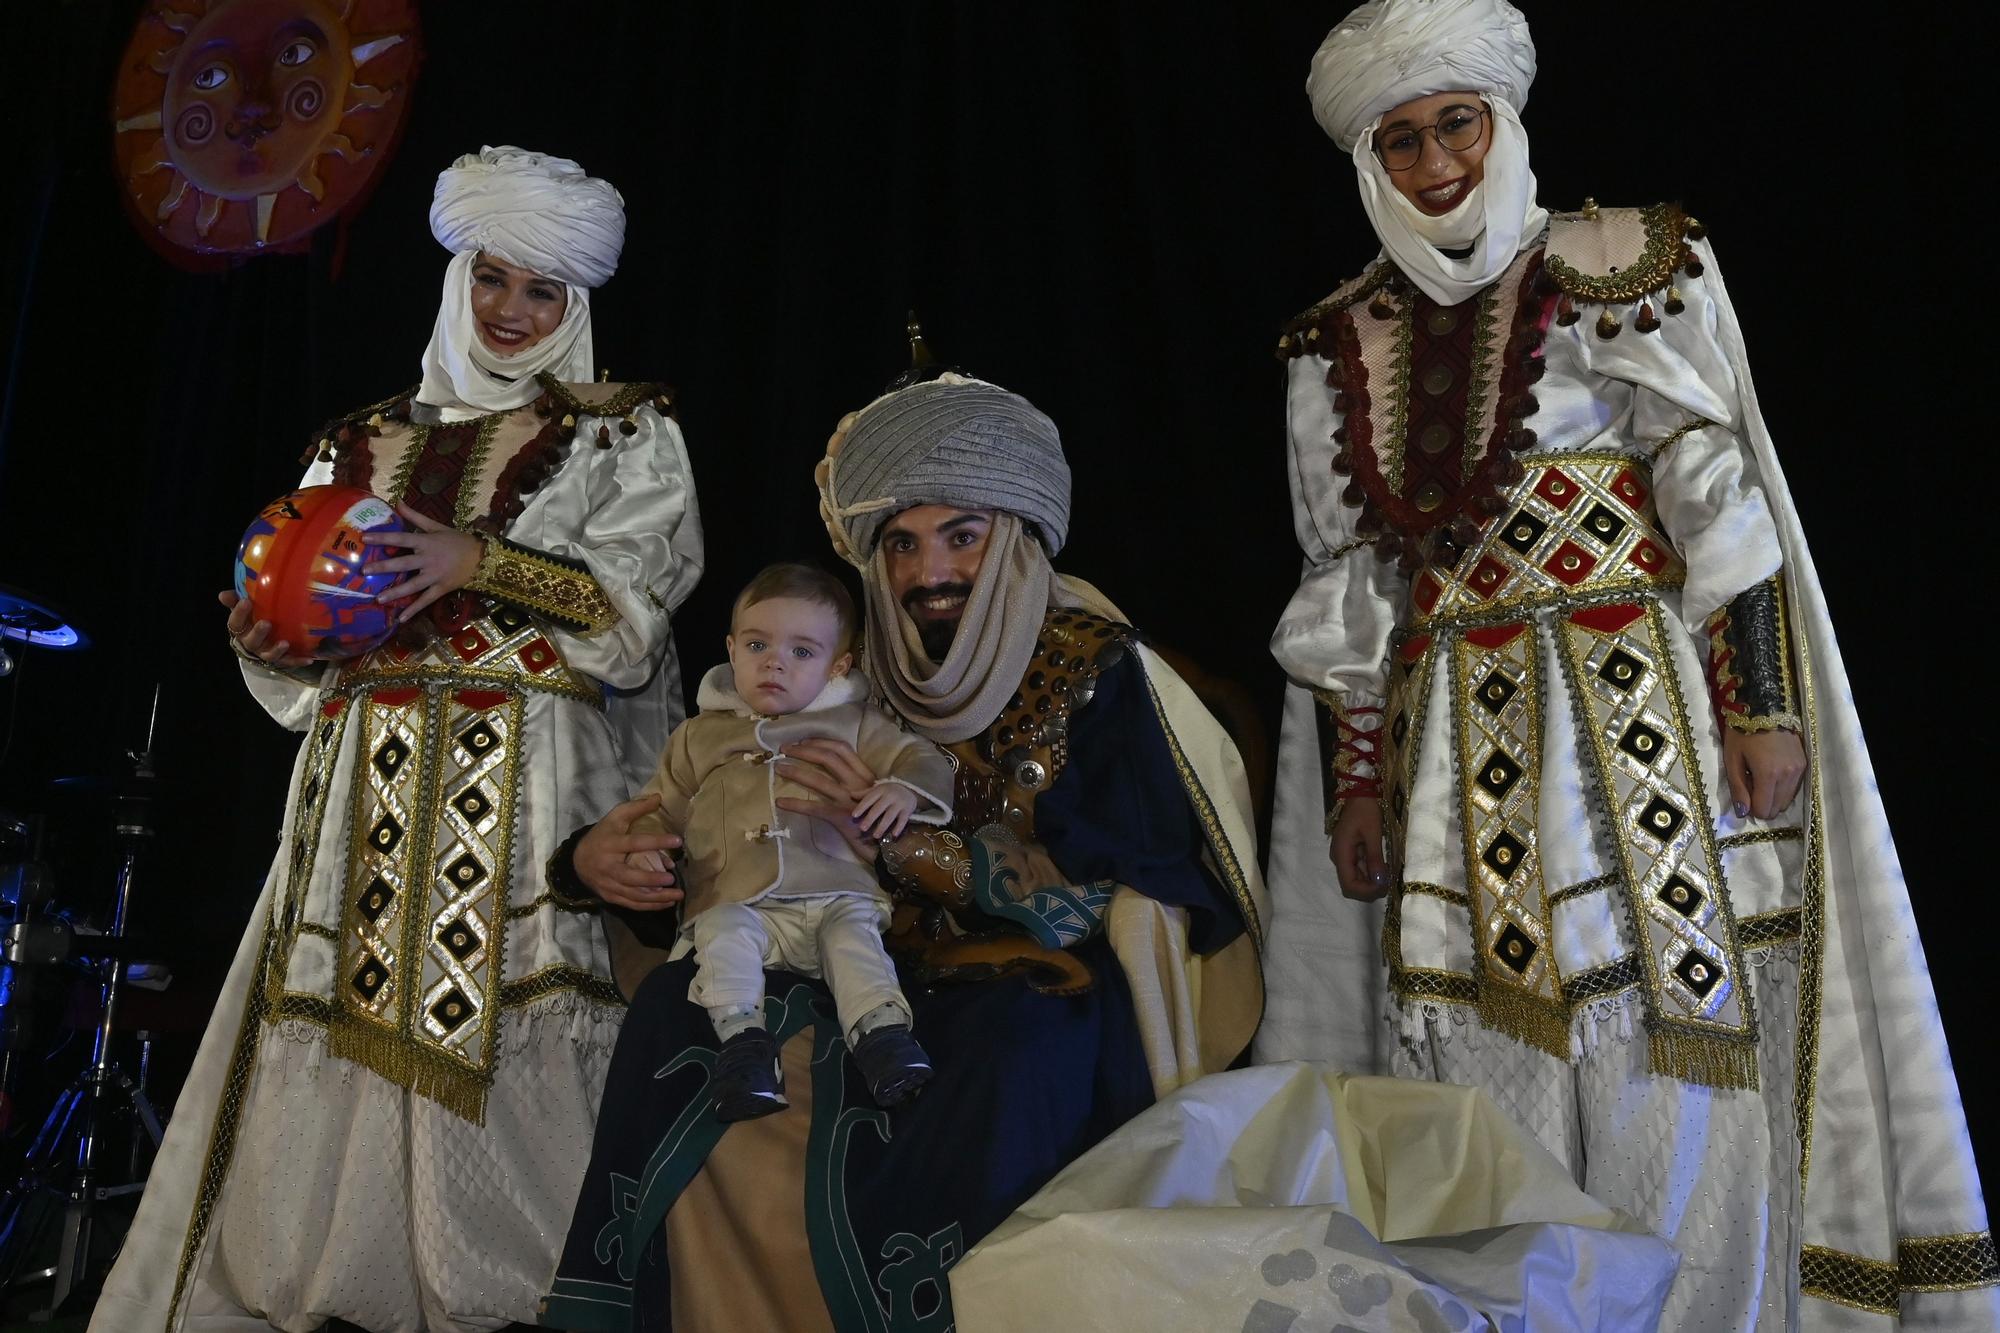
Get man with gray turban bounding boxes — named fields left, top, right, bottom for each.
left=1265, top=1, right=1997, bottom=1328
left=96, top=147, right=704, bottom=1332
left=545, top=366, right=1266, bottom=1331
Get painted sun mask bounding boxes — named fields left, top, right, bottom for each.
left=114, top=0, right=420, bottom=260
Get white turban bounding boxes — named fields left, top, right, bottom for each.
left=1306, top=0, right=1545, bottom=308
left=416, top=147, right=626, bottom=418
left=1306, top=0, right=1535, bottom=153
left=429, top=146, right=626, bottom=289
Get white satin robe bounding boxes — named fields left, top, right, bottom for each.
left=93, top=403, right=703, bottom=1333
left=1256, top=238, right=1995, bottom=1330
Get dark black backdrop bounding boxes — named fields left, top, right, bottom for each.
left=1, top=3, right=1988, bottom=1194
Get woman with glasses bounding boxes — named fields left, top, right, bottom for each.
left=1258, top=0, right=1995, bottom=1327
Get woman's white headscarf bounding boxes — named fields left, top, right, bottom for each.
left=1306, top=0, right=1545, bottom=307
left=415, top=147, right=626, bottom=419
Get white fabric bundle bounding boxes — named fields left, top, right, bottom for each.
left=416, top=147, right=626, bottom=418
left=1307, top=0, right=1545, bottom=307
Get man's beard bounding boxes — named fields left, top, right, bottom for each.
left=903, top=582, right=971, bottom=662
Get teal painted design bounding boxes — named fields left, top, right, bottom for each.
left=804, top=1020, right=894, bottom=1332
left=543, top=983, right=831, bottom=1329
left=967, top=835, right=1112, bottom=949
left=879, top=1223, right=965, bottom=1333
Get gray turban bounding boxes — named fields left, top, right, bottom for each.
left=815, top=374, right=1072, bottom=565
left=430, top=146, right=626, bottom=289
left=1307, top=0, right=1536, bottom=152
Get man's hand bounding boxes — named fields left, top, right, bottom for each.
left=575, top=794, right=684, bottom=911
left=775, top=738, right=882, bottom=864
left=851, top=783, right=920, bottom=840
left=365, top=503, right=483, bottom=624
left=1720, top=727, right=1807, bottom=821
left=1328, top=796, right=1393, bottom=902
left=219, top=590, right=317, bottom=669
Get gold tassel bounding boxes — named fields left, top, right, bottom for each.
left=1476, top=982, right=1573, bottom=1062
left=329, top=1018, right=493, bottom=1124
left=1648, top=1030, right=1760, bottom=1092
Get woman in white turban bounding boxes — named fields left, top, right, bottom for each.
left=95, top=147, right=706, bottom=1332
left=1261, top=1, right=1997, bottom=1328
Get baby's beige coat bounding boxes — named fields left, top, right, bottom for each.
left=633, top=665, right=955, bottom=922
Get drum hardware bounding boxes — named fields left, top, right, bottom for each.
left=0, top=686, right=167, bottom=1315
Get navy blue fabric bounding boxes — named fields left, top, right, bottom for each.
left=1035, top=650, right=1243, bottom=955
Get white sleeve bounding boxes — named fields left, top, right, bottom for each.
left=1269, top=353, right=1403, bottom=705
left=501, top=404, right=705, bottom=690
left=1556, top=236, right=1784, bottom=624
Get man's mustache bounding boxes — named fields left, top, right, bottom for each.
left=902, top=582, right=974, bottom=614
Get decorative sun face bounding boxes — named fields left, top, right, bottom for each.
left=113, top=0, right=420, bottom=257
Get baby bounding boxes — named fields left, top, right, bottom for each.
left=628, top=563, right=954, bottom=1120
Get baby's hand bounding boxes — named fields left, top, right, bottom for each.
left=624, top=848, right=671, bottom=876
left=851, top=783, right=920, bottom=841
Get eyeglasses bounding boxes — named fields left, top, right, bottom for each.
left=1373, top=106, right=1489, bottom=172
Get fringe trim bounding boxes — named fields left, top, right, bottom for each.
left=1475, top=982, right=1572, bottom=1062
left=328, top=1017, right=491, bottom=1125
left=1648, top=1028, right=1760, bottom=1092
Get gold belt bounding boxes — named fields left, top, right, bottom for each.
left=335, top=597, right=600, bottom=706
left=1405, top=452, right=1685, bottom=635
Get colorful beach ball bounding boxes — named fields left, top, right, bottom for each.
left=233, top=485, right=406, bottom=661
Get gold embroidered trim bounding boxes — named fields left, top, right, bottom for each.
left=271, top=992, right=334, bottom=1026
left=1406, top=452, right=1686, bottom=632
left=1557, top=603, right=1758, bottom=1090
left=1140, top=670, right=1263, bottom=949
left=1398, top=967, right=1481, bottom=1006
left=1719, top=826, right=1804, bottom=850
left=1458, top=280, right=1505, bottom=483
left=1794, top=602, right=1830, bottom=1184
left=263, top=702, right=349, bottom=1007
left=451, top=417, right=503, bottom=530
left=1901, top=1231, right=2000, bottom=1292
left=1643, top=417, right=1709, bottom=464
left=329, top=689, right=524, bottom=1124
left=298, top=922, right=339, bottom=943
left=507, top=887, right=600, bottom=920
left=339, top=660, right=602, bottom=707
left=1453, top=627, right=1569, bottom=1058
left=1562, top=954, right=1643, bottom=1005
left=497, top=963, right=625, bottom=1009
left=167, top=927, right=277, bottom=1327
left=1327, top=537, right=1370, bottom=562
left=1402, top=880, right=1470, bottom=909
left=1801, top=1233, right=2000, bottom=1314
left=1802, top=1245, right=1900, bottom=1315
left=266, top=970, right=617, bottom=1026
left=1277, top=265, right=1395, bottom=356
left=467, top=537, right=620, bottom=636
left=1547, top=872, right=1619, bottom=909
left=1543, top=202, right=1690, bottom=304
left=1724, top=712, right=1804, bottom=735
left=1739, top=909, right=1803, bottom=949
left=538, top=374, right=672, bottom=422
left=1379, top=640, right=1436, bottom=880
left=314, top=383, right=419, bottom=446
left=1381, top=288, right=1418, bottom=492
